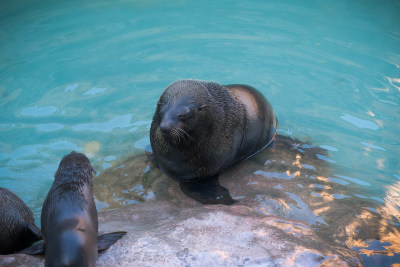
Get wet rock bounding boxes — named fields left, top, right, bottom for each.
left=1, top=201, right=361, bottom=266
left=96, top=201, right=362, bottom=266
left=0, top=254, right=44, bottom=267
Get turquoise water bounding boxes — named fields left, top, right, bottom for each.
left=0, top=0, right=399, bottom=264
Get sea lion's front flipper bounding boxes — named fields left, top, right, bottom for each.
left=179, top=175, right=237, bottom=205
left=18, top=241, right=44, bottom=255
left=26, top=222, right=42, bottom=240
left=97, top=231, right=127, bottom=251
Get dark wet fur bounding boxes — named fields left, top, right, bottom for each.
left=38, top=152, right=125, bottom=266
left=150, top=80, right=277, bottom=205
left=150, top=80, right=246, bottom=181
left=0, top=188, right=41, bottom=255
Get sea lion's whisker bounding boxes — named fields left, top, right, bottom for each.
left=171, top=128, right=183, bottom=143
left=177, top=127, right=193, bottom=141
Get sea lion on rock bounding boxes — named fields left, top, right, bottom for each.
left=21, top=152, right=126, bottom=266
left=150, top=80, right=277, bottom=204
left=0, top=187, right=41, bottom=254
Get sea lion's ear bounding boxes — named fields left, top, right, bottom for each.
left=198, top=104, right=207, bottom=111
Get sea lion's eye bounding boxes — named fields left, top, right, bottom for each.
left=198, top=104, right=207, bottom=111
left=178, top=113, right=188, bottom=121
left=179, top=109, right=194, bottom=121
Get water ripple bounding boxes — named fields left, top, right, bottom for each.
left=72, top=114, right=132, bottom=132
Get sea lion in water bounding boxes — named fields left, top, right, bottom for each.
left=150, top=80, right=277, bottom=204
left=21, top=152, right=126, bottom=266
left=0, top=187, right=41, bottom=254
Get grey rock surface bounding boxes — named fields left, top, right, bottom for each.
left=0, top=201, right=361, bottom=267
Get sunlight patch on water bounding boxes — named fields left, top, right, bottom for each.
left=327, top=177, right=350, bottom=185
left=72, top=114, right=133, bottom=132
left=310, top=184, right=328, bottom=189
left=64, top=83, right=79, bottom=92
left=387, top=77, right=400, bottom=91
left=20, top=105, right=59, bottom=117
left=104, top=155, right=117, bottom=161
left=360, top=142, right=386, bottom=151
left=1, top=123, right=16, bottom=128
left=319, top=145, right=338, bottom=152
left=332, top=194, right=351, bottom=199
left=102, top=162, right=112, bottom=170
left=285, top=192, right=328, bottom=226
left=301, top=164, right=316, bottom=171
left=254, top=170, right=295, bottom=180
left=316, top=154, right=336, bottom=163
left=354, top=194, right=384, bottom=204
left=134, top=136, right=150, bottom=150
left=132, top=120, right=152, bottom=126
left=36, top=123, right=65, bottom=132
left=83, top=87, right=108, bottom=96
left=334, top=174, right=371, bottom=187
left=340, top=114, right=379, bottom=130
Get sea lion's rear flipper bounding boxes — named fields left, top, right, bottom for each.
left=179, top=175, right=238, bottom=205
left=18, top=241, right=44, bottom=255
left=26, top=222, right=42, bottom=240
left=97, top=231, right=127, bottom=251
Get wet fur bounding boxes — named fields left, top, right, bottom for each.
left=0, top=188, right=41, bottom=254
left=150, top=80, right=246, bottom=181
left=150, top=80, right=277, bottom=187
left=41, top=152, right=98, bottom=267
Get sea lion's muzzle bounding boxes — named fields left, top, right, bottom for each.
left=159, top=111, right=179, bottom=134
left=160, top=121, right=173, bottom=134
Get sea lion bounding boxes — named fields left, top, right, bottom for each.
left=21, top=152, right=126, bottom=266
left=150, top=80, right=277, bottom=204
left=0, top=187, right=41, bottom=254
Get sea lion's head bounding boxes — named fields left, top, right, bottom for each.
left=158, top=97, right=206, bottom=140
left=55, top=151, right=96, bottom=184
left=155, top=80, right=209, bottom=143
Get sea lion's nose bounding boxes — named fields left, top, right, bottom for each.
left=160, top=121, right=172, bottom=134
